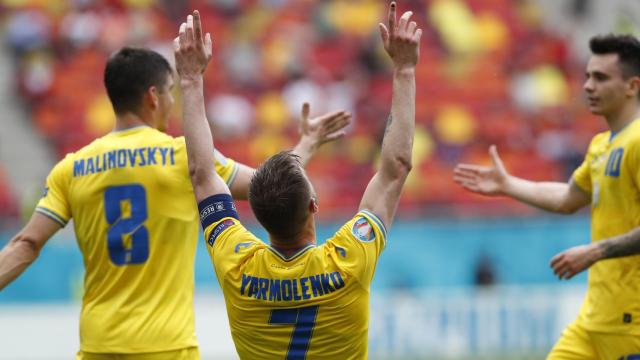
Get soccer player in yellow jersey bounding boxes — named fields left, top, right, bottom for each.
left=0, top=46, right=349, bottom=358
left=454, top=34, right=640, bottom=359
left=174, top=4, right=420, bottom=359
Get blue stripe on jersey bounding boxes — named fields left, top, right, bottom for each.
left=359, top=210, right=387, bottom=240
left=35, top=207, right=68, bottom=227
left=198, top=194, right=239, bottom=230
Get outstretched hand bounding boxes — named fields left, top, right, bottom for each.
left=174, top=10, right=212, bottom=81
left=299, top=103, right=351, bottom=148
left=453, top=145, right=510, bottom=196
left=379, top=2, right=422, bottom=70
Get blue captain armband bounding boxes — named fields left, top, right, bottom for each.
left=198, top=194, right=239, bottom=230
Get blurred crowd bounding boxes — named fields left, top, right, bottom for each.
left=0, top=0, right=608, bottom=219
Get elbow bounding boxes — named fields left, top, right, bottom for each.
left=556, top=204, right=579, bottom=215
left=387, top=155, right=413, bottom=179
left=188, top=162, right=210, bottom=187
left=11, top=234, right=42, bottom=263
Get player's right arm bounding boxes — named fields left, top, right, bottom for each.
left=0, top=213, right=61, bottom=290
left=174, top=11, right=229, bottom=203
left=358, top=2, right=422, bottom=229
left=453, top=145, right=591, bottom=214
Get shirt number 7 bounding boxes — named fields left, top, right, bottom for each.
left=269, top=305, right=319, bottom=360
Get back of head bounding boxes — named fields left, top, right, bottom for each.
left=590, top=34, right=640, bottom=80
left=104, top=47, right=172, bottom=116
left=249, top=151, right=313, bottom=242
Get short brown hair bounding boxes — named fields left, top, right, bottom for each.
left=590, top=34, right=640, bottom=79
left=249, top=151, right=313, bottom=241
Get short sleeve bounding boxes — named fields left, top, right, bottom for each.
left=204, top=217, right=264, bottom=279
left=572, top=138, right=598, bottom=193
left=35, top=155, right=73, bottom=227
left=325, top=210, right=387, bottom=289
left=214, top=149, right=239, bottom=187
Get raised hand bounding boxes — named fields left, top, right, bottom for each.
left=379, top=2, right=422, bottom=70
left=173, top=10, right=212, bottom=81
left=299, top=103, right=351, bottom=148
left=550, top=244, right=600, bottom=280
left=453, top=145, right=510, bottom=196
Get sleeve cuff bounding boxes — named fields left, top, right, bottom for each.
left=35, top=207, right=69, bottom=227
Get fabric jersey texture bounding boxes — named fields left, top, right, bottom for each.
left=36, top=126, right=238, bottom=353
left=200, top=194, right=386, bottom=360
left=572, top=118, right=640, bottom=334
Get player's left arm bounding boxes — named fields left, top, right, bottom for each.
left=551, top=141, right=640, bottom=280
left=227, top=103, right=351, bottom=200
left=0, top=213, right=61, bottom=290
left=174, top=11, right=229, bottom=203
left=550, top=229, right=640, bottom=280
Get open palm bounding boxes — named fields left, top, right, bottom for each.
left=453, top=145, right=509, bottom=196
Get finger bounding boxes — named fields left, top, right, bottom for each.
left=458, top=181, right=480, bottom=193
left=379, top=23, right=389, bottom=48
left=407, top=21, right=417, bottom=34
left=388, top=2, right=396, bottom=33
left=179, top=22, right=187, bottom=45
left=455, top=164, right=488, bottom=174
left=323, top=131, right=347, bottom=143
left=413, top=28, right=423, bottom=43
left=564, top=270, right=578, bottom=280
left=186, top=15, right=194, bottom=43
left=193, top=10, right=203, bottom=41
left=550, top=253, right=564, bottom=267
left=398, top=11, right=413, bottom=35
left=205, top=33, right=213, bottom=58
left=300, top=102, right=310, bottom=132
left=173, top=37, right=180, bottom=52
left=323, top=115, right=351, bottom=134
left=489, top=145, right=507, bottom=174
left=452, top=172, right=479, bottom=184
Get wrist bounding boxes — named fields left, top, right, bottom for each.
left=296, top=135, right=318, bottom=152
left=392, top=67, right=416, bottom=76
left=590, top=243, right=605, bottom=262
left=180, top=76, right=204, bottom=87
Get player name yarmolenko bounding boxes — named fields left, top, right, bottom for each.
left=73, top=147, right=175, bottom=177
left=240, top=272, right=346, bottom=302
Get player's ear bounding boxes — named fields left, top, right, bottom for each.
left=627, top=76, right=640, bottom=99
left=309, top=197, right=318, bottom=214
left=146, top=86, right=160, bottom=109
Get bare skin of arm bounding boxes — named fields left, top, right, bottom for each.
left=0, top=213, right=61, bottom=290
left=453, top=145, right=591, bottom=214
left=550, top=227, right=640, bottom=280
left=359, top=2, right=422, bottom=228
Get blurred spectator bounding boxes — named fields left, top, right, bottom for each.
left=0, top=0, right=604, bottom=218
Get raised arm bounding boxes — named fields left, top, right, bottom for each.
left=174, top=11, right=228, bottom=203
left=453, top=145, right=591, bottom=214
left=359, top=2, right=421, bottom=228
left=0, top=213, right=60, bottom=290
left=227, top=103, right=351, bottom=200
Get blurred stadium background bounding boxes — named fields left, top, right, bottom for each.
left=0, top=0, right=638, bottom=359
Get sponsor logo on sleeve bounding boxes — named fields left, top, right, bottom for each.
left=200, top=201, right=236, bottom=223
left=208, top=219, right=236, bottom=246
left=351, top=217, right=375, bottom=242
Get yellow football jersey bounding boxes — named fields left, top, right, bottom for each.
left=200, top=196, right=386, bottom=360
left=35, top=126, right=238, bottom=353
left=572, top=119, right=640, bottom=334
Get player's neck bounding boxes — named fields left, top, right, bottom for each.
left=605, top=101, right=640, bottom=134
left=114, top=112, right=153, bottom=131
left=269, top=221, right=317, bottom=257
